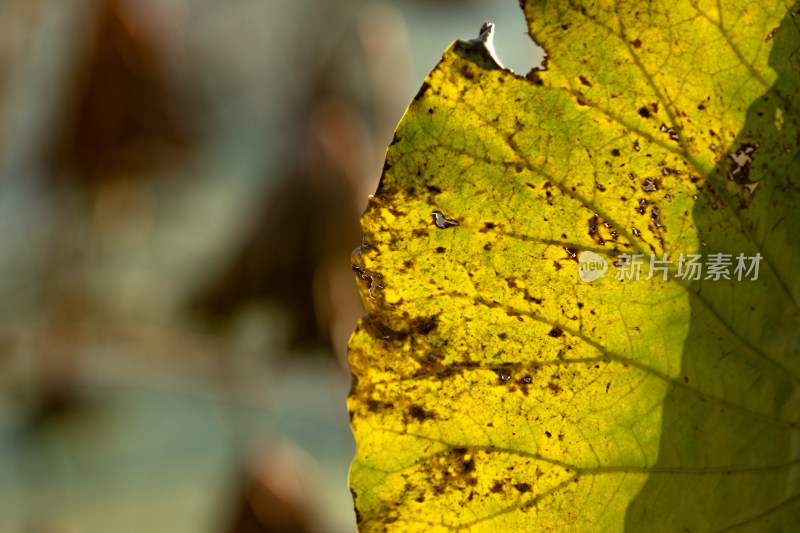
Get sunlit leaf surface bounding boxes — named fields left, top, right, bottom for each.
left=348, top=1, right=800, bottom=530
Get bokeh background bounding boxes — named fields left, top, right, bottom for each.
left=0, top=1, right=540, bottom=531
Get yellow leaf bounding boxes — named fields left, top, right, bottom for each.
left=349, top=3, right=800, bottom=531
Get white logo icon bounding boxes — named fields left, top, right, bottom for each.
left=578, top=251, right=608, bottom=282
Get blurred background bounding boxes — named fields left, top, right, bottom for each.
left=0, top=1, right=540, bottom=531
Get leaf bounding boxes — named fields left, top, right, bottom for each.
left=348, top=2, right=800, bottom=531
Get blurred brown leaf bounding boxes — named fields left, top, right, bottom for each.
left=48, top=0, right=198, bottom=185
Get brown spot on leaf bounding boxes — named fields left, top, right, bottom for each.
left=362, top=314, right=439, bottom=342
left=526, top=69, right=544, bottom=85
left=414, top=81, right=431, bottom=101
left=409, top=404, right=434, bottom=422
left=514, top=483, right=532, bottom=493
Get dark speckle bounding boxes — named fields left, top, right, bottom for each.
left=545, top=431, right=552, bottom=438
left=637, top=106, right=651, bottom=118
left=766, top=27, right=778, bottom=41
left=362, top=313, right=438, bottom=342
left=513, top=483, right=532, bottom=493
left=414, top=81, right=431, bottom=101
left=611, top=148, right=621, bottom=157
left=548, top=327, right=564, bottom=338
left=436, top=246, right=446, bottom=253
left=409, top=405, right=434, bottom=422
left=631, top=38, right=642, bottom=48
left=588, top=214, right=599, bottom=236
left=578, top=75, right=592, bottom=87
left=526, top=70, right=544, bottom=85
